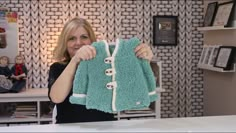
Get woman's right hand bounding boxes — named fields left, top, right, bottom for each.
left=50, top=45, right=96, bottom=104
left=71, top=45, right=96, bottom=64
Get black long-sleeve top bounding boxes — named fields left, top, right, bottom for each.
left=48, top=62, right=116, bottom=124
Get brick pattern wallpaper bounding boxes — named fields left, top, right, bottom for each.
left=0, top=0, right=204, bottom=118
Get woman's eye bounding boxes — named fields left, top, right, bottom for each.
left=80, top=35, right=89, bottom=40
left=68, top=36, right=77, bottom=41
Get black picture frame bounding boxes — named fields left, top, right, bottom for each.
left=204, top=2, right=218, bottom=27
left=153, top=15, right=178, bottom=46
left=213, top=1, right=235, bottom=27
left=214, top=46, right=235, bottom=70
left=209, top=45, right=220, bottom=66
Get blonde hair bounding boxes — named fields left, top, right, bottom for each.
left=53, top=17, right=96, bottom=63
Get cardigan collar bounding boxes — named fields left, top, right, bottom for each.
left=102, top=39, right=120, bottom=57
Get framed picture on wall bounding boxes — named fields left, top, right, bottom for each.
left=203, top=2, right=218, bottom=27
left=198, top=46, right=208, bottom=65
left=208, top=45, right=220, bottom=66
left=153, top=15, right=178, bottom=46
left=213, top=1, right=235, bottom=27
left=0, top=11, right=19, bottom=64
left=204, top=46, right=213, bottom=65
left=214, top=46, right=235, bottom=70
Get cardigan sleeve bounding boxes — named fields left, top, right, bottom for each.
left=140, top=59, right=158, bottom=102
left=129, top=37, right=157, bottom=102
left=69, top=61, right=88, bottom=105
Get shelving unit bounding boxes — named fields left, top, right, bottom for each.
left=198, top=25, right=236, bottom=116
left=116, top=60, right=165, bottom=120
left=198, top=64, right=235, bottom=72
left=0, top=88, right=52, bottom=125
left=198, top=26, right=236, bottom=31
left=1, top=61, right=164, bottom=124
left=198, top=26, right=236, bottom=72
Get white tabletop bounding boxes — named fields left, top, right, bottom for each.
left=1, top=115, right=236, bottom=132
left=0, top=88, right=49, bottom=102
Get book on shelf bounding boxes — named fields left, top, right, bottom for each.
left=15, top=107, right=37, bottom=111
left=123, top=108, right=154, bottom=114
left=13, top=112, right=37, bottom=116
left=129, top=116, right=156, bottom=120
left=11, top=114, right=36, bottom=118
left=12, top=104, right=37, bottom=118
left=15, top=105, right=37, bottom=111
left=11, top=111, right=37, bottom=118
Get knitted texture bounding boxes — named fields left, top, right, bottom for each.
left=70, top=37, right=157, bottom=113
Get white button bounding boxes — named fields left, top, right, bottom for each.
left=136, top=101, right=141, bottom=105
left=106, top=84, right=113, bottom=89
left=105, top=68, right=116, bottom=76
left=104, top=57, right=113, bottom=64
left=106, top=81, right=117, bottom=89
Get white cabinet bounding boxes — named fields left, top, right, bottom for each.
left=0, top=89, right=52, bottom=125
left=116, top=60, right=164, bottom=120
left=0, top=61, right=164, bottom=124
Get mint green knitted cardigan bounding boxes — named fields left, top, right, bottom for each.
left=69, top=37, right=157, bottom=113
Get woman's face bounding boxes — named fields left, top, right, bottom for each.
left=67, top=26, right=92, bottom=58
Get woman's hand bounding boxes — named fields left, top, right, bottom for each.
left=71, top=45, right=96, bottom=64
left=135, top=43, right=153, bottom=61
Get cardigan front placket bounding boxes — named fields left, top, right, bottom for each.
left=103, top=39, right=120, bottom=112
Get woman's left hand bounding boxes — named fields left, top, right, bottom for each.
left=134, top=43, right=153, bottom=61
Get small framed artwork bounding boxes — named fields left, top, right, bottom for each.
left=204, top=46, right=213, bottom=65
left=213, top=1, right=235, bottom=27
left=214, top=46, right=235, bottom=70
left=153, top=15, right=178, bottom=46
left=204, top=2, right=218, bottom=27
left=198, top=46, right=208, bottom=65
left=208, top=45, right=220, bottom=66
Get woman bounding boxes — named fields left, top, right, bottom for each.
left=48, top=17, right=153, bottom=124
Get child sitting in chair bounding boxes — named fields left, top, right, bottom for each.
left=10, top=55, right=27, bottom=93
